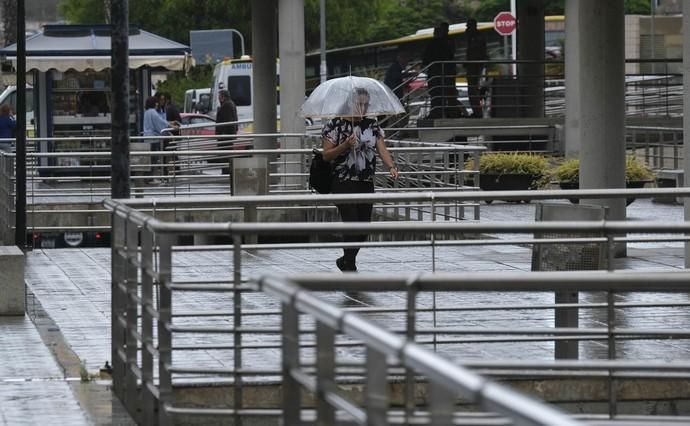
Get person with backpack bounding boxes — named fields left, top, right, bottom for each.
left=320, top=87, right=399, bottom=272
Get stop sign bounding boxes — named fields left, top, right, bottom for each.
left=493, top=11, right=516, bottom=36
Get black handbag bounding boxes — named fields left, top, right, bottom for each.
left=309, top=149, right=332, bottom=194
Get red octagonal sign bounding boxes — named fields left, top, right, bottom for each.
left=493, top=11, right=516, bottom=36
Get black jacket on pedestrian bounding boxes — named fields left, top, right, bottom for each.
left=217, top=99, right=238, bottom=135
left=384, top=61, right=405, bottom=99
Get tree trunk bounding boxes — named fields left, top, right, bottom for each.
left=1, top=0, right=18, bottom=46
left=103, top=0, right=111, bottom=23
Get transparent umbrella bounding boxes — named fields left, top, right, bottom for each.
left=300, top=75, right=405, bottom=119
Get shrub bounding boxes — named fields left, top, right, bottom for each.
left=625, top=157, right=655, bottom=182
left=553, top=157, right=654, bottom=183
left=470, top=153, right=549, bottom=176
left=552, top=159, right=579, bottom=183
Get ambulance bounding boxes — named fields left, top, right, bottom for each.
left=209, top=57, right=280, bottom=130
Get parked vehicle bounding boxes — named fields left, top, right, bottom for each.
left=209, top=57, right=280, bottom=130
left=179, top=112, right=215, bottom=135
left=183, top=88, right=211, bottom=114
left=0, top=84, right=35, bottom=137
left=171, top=112, right=250, bottom=160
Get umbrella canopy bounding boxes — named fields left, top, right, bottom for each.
left=300, top=75, right=405, bottom=118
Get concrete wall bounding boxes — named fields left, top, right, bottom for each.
left=170, top=377, right=690, bottom=425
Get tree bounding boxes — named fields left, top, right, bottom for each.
left=156, top=64, right=213, bottom=107
left=60, top=0, right=252, bottom=46
left=625, top=0, right=650, bottom=14
left=462, top=0, right=649, bottom=21
left=1, top=0, right=18, bottom=46
left=58, top=0, right=106, bottom=24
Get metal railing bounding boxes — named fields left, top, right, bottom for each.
left=396, top=58, right=682, bottom=125
left=257, top=274, right=582, bottom=426
left=0, top=135, right=484, bottom=247
left=106, top=190, right=690, bottom=425
left=627, top=125, right=683, bottom=170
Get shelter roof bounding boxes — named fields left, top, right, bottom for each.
left=0, top=24, right=193, bottom=72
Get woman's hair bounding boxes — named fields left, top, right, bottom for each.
left=355, top=87, right=369, bottom=98
left=0, top=104, right=10, bottom=116
left=145, top=96, right=158, bottom=109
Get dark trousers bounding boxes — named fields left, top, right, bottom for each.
left=427, top=77, right=443, bottom=119
left=332, top=179, right=374, bottom=265
left=466, top=64, right=484, bottom=118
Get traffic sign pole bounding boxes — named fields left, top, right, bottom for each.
left=510, top=0, right=517, bottom=75
left=493, top=11, right=517, bottom=75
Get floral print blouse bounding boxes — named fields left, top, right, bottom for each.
left=321, top=117, right=382, bottom=182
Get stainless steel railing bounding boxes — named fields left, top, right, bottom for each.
left=255, top=274, right=582, bottom=426
left=0, top=135, right=484, bottom=247
left=627, top=125, right=683, bottom=170
left=398, top=58, right=682, bottom=124
left=106, top=193, right=690, bottom=424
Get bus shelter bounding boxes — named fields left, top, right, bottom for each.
left=0, top=24, right=192, bottom=172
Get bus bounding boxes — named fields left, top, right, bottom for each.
left=304, top=16, right=565, bottom=92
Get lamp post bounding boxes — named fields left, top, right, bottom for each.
left=650, top=0, right=656, bottom=74
left=320, top=0, right=327, bottom=83
left=15, top=0, right=26, bottom=248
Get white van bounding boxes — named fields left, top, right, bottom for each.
left=0, top=85, right=35, bottom=135
left=209, top=57, right=280, bottom=128
left=183, top=88, right=211, bottom=114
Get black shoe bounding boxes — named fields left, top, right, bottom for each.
left=336, top=256, right=357, bottom=272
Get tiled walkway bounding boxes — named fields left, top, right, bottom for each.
left=4, top=198, right=688, bottom=423
left=0, top=317, right=89, bottom=426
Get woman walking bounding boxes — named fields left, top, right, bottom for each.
left=321, top=87, right=399, bottom=272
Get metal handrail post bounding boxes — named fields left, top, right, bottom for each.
left=111, top=212, right=126, bottom=400
left=404, top=274, right=419, bottom=421
left=125, top=219, right=140, bottom=418
left=429, top=380, right=455, bottom=424
left=281, top=302, right=300, bottom=424
left=606, top=234, right=618, bottom=417
left=232, top=234, right=243, bottom=426
left=141, top=227, right=156, bottom=425
left=157, top=233, right=174, bottom=426
left=365, top=347, right=388, bottom=425
left=315, top=321, right=336, bottom=425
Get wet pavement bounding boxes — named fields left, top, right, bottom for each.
left=3, top=198, right=688, bottom=423
left=0, top=316, right=90, bottom=426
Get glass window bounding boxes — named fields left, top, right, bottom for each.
left=198, top=93, right=211, bottom=113
left=184, top=92, right=193, bottom=113
left=227, top=76, right=251, bottom=106
left=190, top=117, right=214, bottom=125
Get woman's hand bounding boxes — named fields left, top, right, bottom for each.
left=345, top=133, right=357, bottom=149
left=389, top=166, right=399, bottom=180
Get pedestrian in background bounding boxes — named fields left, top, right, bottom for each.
left=0, top=104, right=16, bottom=150
left=143, top=96, right=178, bottom=183
left=321, top=87, right=399, bottom=272
left=165, top=93, right=182, bottom=124
left=155, top=92, right=168, bottom=120
left=216, top=89, right=239, bottom=180
left=465, top=18, right=487, bottom=118
left=216, top=89, right=238, bottom=136
left=422, top=23, right=456, bottom=118
left=164, top=93, right=182, bottom=138
left=384, top=49, right=410, bottom=100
